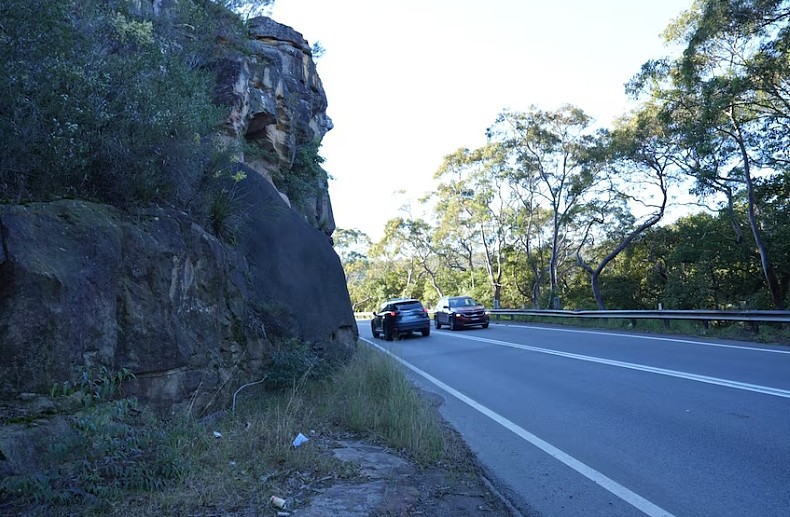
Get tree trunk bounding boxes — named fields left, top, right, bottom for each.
left=531, top=265, right=542, bottom=309
left=549, top=210, right=561, bottom=309
left=590, top=270, right=605, bottom=310
left=730, top=112, right=786, bottom=309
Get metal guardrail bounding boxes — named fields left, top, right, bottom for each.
left=487, top=309, right=790, bottom=324
left=355, top=309, right=790, bottom=325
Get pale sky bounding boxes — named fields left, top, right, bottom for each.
left=270, top=0, right=693, bottom=241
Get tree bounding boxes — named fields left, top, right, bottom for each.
left=488, top=106, right=601, bottom=308
left=574, top=105, right=673, bottom=309
left=212, top=0, right=275, bottom=20
left=431, top=145, right=511, bottom=308
left=333, top=229, right=376, bottom=311
left=631, top=0, right=790, bottom=308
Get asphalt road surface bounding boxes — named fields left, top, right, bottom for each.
left=357, top=320, right=790, bottom=517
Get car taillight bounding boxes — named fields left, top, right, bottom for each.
left=386, top=311, right=398, bottom=317
left=423, top=308, right=428, bottom=313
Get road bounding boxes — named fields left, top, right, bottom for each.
left=357, top=320, right=790, bottom=517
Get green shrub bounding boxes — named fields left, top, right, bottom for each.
left=0, top=0, right=241, bottom=219
left=271, top=141, right=327, bottom=211
left=266, top=338, right=319, bottom=389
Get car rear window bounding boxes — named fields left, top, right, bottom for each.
left=394, top=301, right=423, bottom=311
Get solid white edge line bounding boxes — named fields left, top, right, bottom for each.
left=360, top=337, right=677, bottom=517
left=505, top=324, right=790, bottom=354
left=451, top=334, right=790, bottom=400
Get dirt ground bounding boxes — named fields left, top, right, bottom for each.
left=281, top=422, right=519, bottom=517
left=274, top=387, right=521, bottom=517
left=0, top=392, right=522, bottom=517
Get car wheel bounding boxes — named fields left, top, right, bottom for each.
left=421, top=327, right=430, bottom=337
left=384, top=323, right=394, bottom=341
left=434, top=317, right=441, bottom=329
left=371, top=321, right=380, bottom=338
left=449, top=316, right=457, bottom=331
left=482, top=323, right=489, bottom=329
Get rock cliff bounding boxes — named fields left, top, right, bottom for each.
left=0, top=10, right=356, bottom=415
left=215, top=16, right=336, bottom=234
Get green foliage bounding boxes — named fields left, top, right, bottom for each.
left=0, top=0, right=245, bottom=233
left=311, top=41, right=326, bottom=59
left=50, top=365, right=135, bottom=405
left=266, top=338, right=319, bottom=389
left=207, top=181, right=246, bottom=243
left=211, top=0, right=275, bottom=20
left=271, top=141, right=327, bottom=211
left=0, top=400, right=189, bottom=508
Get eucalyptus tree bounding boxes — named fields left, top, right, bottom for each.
left=375, top=217, right=447, bottom=301
left=631, top=0, right=790, bottom=308
left=333, top=228, right=371, bottom=264
left=367, top=218, right=427, bottom=301
left=213, top=0, right=275, bottom=19
left=650, top=210, right=765, bottom=309
left=488, top=105, right=601, bottom=309
left=332, top=228, right=373, bottom=309
left=574, top=105, right=673, bottom=309
left=497, top=134, right=552, bottom=308
left=430, top=145, right=511, bottom=308
left=507, top=205, right=552, bottom=308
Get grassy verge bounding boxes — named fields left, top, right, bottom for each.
left=490, top=314, right=790, bottom=344
left=0, top=344, right=445, bottom=516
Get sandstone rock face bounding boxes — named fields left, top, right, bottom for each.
left=215, top=16, right=336, bottom=235
left=0, top=4, right=356, bottom=416
left=130, top=4, right=336, bottom=234
left=0, top=171, right=357, bottom=414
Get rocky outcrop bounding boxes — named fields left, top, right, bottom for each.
left=0, top=171, right=357, bottom=414
left=130, top=2, right=335, bottom=233
left=0, top=2, right=356, bottom=418
left=213, top=16, right=335, bottom=235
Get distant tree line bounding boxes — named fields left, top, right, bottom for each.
left=336, top=0, right=790, bottom=312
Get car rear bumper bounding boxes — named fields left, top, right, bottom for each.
left=394, top=318, right=431, bottom=332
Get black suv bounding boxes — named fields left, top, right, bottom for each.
left=371, top=298, right=431, bottom=341
left=433, top=296, right=489, bottom=330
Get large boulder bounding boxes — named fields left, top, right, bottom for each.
left=0, top=172, right=357, bottom=414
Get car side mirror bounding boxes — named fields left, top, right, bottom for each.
left=442, top=305, right=449, bottom=309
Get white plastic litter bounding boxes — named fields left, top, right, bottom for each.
left=213, top=431, right=222, bottom=438
left=270, top=495, right=287, bottom=509
left=292, top=432, right=309, bottom=447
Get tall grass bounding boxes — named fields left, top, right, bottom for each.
left=327, top=345, right=444, bottom=464
left=1, top=342, right=445, bottom=515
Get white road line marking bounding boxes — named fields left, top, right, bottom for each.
left=453, top=334, right=790, bottom=399
left=362, top=337, right=677, bottom=517
left=504, top=324, right=790, bottom=354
